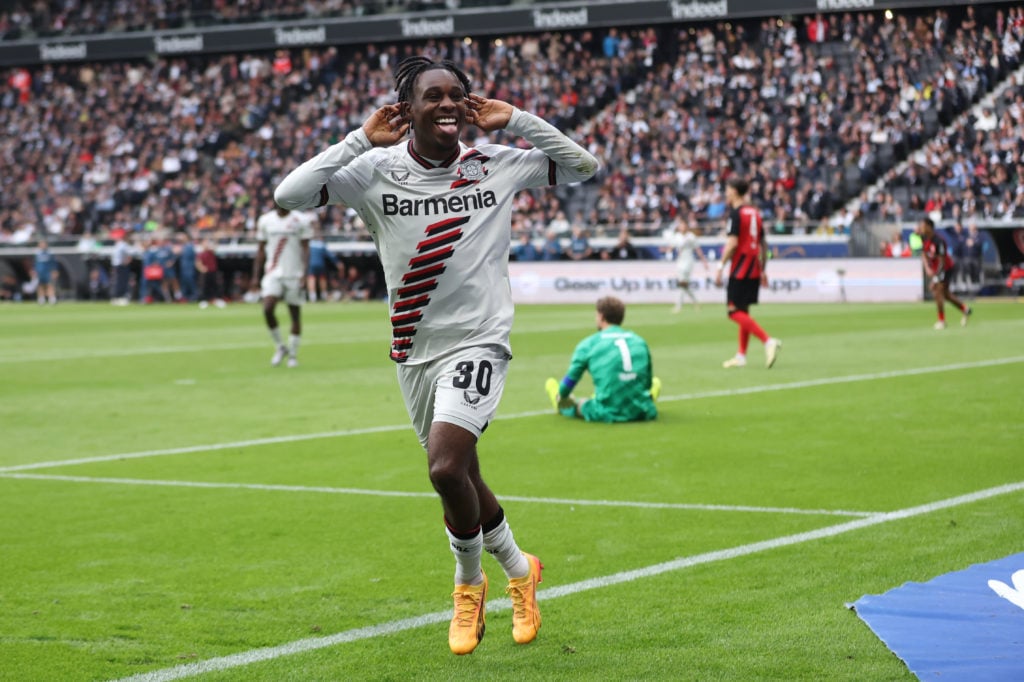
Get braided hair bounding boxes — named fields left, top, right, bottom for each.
left=393, top=56, right=472, bottom=104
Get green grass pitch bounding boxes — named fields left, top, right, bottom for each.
left=1, top=299, right=1022, bottom=681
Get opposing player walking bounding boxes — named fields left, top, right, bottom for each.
left=274, top=56, right=599, bottom=654
left=714, top=177, right=782, bottom=369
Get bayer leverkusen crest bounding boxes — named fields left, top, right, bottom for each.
left=451, top=150, right=491, bottom=189
left=458, top=158, right=487, bottom=182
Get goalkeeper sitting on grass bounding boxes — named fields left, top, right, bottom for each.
left=546, top=296, right=661, bottom=422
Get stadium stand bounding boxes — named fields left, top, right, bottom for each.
left=5, top=7, right=1022, bottom=247
left=0, top=29, right=648, bottom=244
left=881, top=74, right=1024, bottom=223
left=0, top=0, right=428, bottom=39
left=3, top=4, right=1024, bottom=298
left=578, top=7, right=1024, bottom=237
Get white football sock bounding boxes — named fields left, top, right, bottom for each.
left=483, top=515, right=529, bottom=580
left=446, top=527, right=484, bottom=586
left=289, top=334, right=301, bottom=357
left=269, top=327, right=283, bottom=347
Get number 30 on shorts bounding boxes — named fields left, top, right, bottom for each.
left=452, top=360, right=493, bottom=395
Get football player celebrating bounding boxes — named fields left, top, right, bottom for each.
left=275, top=56, right=599, bottom=655
left=918, top=217, right=972, bottom=329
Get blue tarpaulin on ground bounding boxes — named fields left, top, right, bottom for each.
left=849, top=552, right=1024, bottom=681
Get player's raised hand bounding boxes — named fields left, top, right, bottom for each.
left=467, top=94, right=513, bottom=132
left=362, top=104, right=409, bottom=147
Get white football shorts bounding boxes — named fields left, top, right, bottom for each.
left=676, top=259, right=695, bottom=282
left=397, top=346, right=510, bottom=450
left=261, top=273, right=304, bottom=306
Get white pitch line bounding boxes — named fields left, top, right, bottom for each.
left=0, top=321, right=620, bottom=365
left=0, top=424, right=412, bottom=473
left=113, top=479, right=1024, bottom=682
left=0, top=472, right=878, bottom=517
left=0, top=341, right=274, bottom=364
left=2, top=355, right=1021, bottom=475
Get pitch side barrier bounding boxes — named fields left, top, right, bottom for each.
left=0, top=237, right=894, bottom=303
left=508, top=258, right=924, bottom=304
left=0, top=0, right=1016, bottom=66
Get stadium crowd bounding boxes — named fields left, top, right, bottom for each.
left=0, top=28, right=645, bottom=245
left=0, top=0, right=426, bottom=39
left=580, top=6, right=1024, bottom=237
left=879, top=77, right=1024, bottom=224
left=2, top=5, right=1024, bottom=255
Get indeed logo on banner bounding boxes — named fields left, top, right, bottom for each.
left=274, top=26, right=327, bottom=45
left=532, top=8, right=589, bottom=29
left=401, top=17, right=454, bottom=37
left=817, top=0, right=874, bottom=9
left=154, top=35, right=204, bottom=54
left=39, top=42, right=87, bottom=61
left=670, top=0, right=728, bottom=19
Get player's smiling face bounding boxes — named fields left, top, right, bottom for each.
left=408, top=69, right=467, bottom=159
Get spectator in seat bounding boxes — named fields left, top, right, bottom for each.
left=882, top=230, right=911, bottom=258
left=339, top=264, right=371, bottom=302
left=601, top=228, right=639, bottom=261
left=540, top=230, right=564, bottom=261
left=567, top=225, right=594, bottom=261
left=964, top=222, right=984, bottom=289
left=512, top=233, right=539, bottom=262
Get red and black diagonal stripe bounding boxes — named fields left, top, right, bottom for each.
left=732, top=253, right=761, bottom=280
left=389, top=215, right=469, bottom=363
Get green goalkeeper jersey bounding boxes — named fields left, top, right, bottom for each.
left=566, top=325, right=657, bottom=423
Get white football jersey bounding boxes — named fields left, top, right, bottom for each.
left=325, top=141, right=564, bottom=364
left=669, top=230, right=699, bottom=267
left=256, top=210, right=314, bottom=278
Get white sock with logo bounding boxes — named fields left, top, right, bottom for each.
left=446, top=526, right=484, bottom=586
left=482, top=510, right=529, bottom=580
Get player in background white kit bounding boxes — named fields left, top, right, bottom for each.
left=664, top=216, right=709, bottom=313
left=274, top=56, right=599, bottom=655
left=252, top=206, right=314, bottom=368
